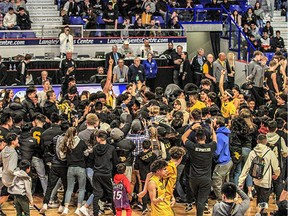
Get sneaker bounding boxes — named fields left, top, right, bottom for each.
left=79, top=206, right=90, bottom=216
left=204, top=203, right=210, bottom=214
left=75, top=208, right=82, bottom=216
left=58, top=205, right=65, bottom=213
left=48, top=200, right=60, bottom=208
left=185, top=203, right=193, bottom=212
left=142, top=208, right=149, bottom=215
left=40, top=204, right=48, bottom=214
left=248, top=191, right=253, bottom=200
left=61, top=207, right=69, bottom=215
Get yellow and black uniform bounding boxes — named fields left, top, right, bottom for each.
left=221, top=101, right=236, bottom=118
left=190, top=100, right=206, bottom=112
left=165, top=160, right=177, bottom=201
left=150, top=175, right=174, bottom=216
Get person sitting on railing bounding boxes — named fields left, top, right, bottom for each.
left=250, top=21, right=261, bottom=40
left=206, top=0, right=221, bottom=21
left=141, top=4, right=153, bottom=27
left=102, top=2, right=118, bottom=37
left=16, top=7, right=31, bottom=30
left=242, top=7, right=257, bottom=26
left=133, top=16, right=145, bottom=37
left=13, top=0, right=28, bottom=15
left=63, top=0, right=80, bottom=16
left=260, top=31, right=272, bottom=52
left=262, top=21, right=274, bottom=39
left=3, top=7, right=20, bottom=30
left=254, top=1, right=264, bottom=29
left=271, top=30, right=286, bottom=53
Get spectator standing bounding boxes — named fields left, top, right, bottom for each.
left=172, top=45, right=183, bottom=86
left=92, top=130, right=119, bottom=216
left=0, top=56, right=8, bottom=86
left=128, top=57, right=146, bottom=84
left=16, top=7, right=31, bottom=30
left=105, top=45, right=122, bottom=70
left=113, top=58, right=128, bottom=83
left=3, top=7, right=20, bottom=30
left=182, top=125, right=217, bottom=216
left=61, top=127, right=87, bottom=215
left=16, top=54, right=32, bottom=85
left=264, top=60, right=280, bottom=94
left=213, top=52, right=227, bottom=93
left=59, top=26, right=74, bottom=58
left=238, top=134, right=280, bottom=204
left=212, top=116, right=233, bottom=201
left=181, top=51, right=192, bottom=88
left=202, top=54, right=216, bottom=90
left=191, top=48, right=206, bottom=87
left=8, top=160, right=33, bottom=216
left=83, top=8, right=97, bottom=32
left=247, top=51, right=263, bottom=76
left=143, top=53, right=158, bottom=91
left=59, top=51, right=76, bottom=85
left=102, top=2, right=118, bottom=37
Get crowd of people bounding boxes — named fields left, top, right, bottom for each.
left=0, top=45, right=286, bottom=216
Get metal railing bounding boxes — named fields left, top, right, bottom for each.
left=220, top=5, right=257, bottom=61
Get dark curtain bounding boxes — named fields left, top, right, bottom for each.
left=210, top=31, right=221, bottom=58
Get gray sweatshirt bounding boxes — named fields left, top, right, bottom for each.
left=0, top=146, right=18, bottom=187
left=8, top=169, right=33, bottom=203
left=212, top=188, right=250, bottom=216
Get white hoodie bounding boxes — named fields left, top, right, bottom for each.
left=239, top=144, right=280, bottom=188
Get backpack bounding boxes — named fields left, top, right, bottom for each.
left=249, top=150, right=270, bottom=179
left=55, top=134, right=67, bottom=161
left=113, top=181, right=130, bottom=209
left=268, top=137, right=284, bottom=169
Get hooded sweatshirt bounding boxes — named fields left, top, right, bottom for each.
left=134, top=150, right=157, bottom=181
left=0, top=146, right=18, bottom=187
left=212, top=187, right=250, bottom=216
left=66, top=136, right=87, bottom=168
left=266, top=132, right=288, bottom=163
left=8, top=169, right=33, bottom=203
left=215, top=127, right=231, bottom=165
left=93, top=143, right=119, bottom=176
left=114, top=173, right=131, bottom=195
left=238, top=144, right=280, bottom=188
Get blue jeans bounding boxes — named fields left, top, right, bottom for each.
left=176, top=164, right=186, bottom=201
left=233, top=147, right=253, bottom=187
left=86, top=168, right=94, bottom=206
left=64, top=167, right=86, bottom=205
left=32, top=156, right=47, bottom=195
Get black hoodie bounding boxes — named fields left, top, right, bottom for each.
left=43, top=100, right=59, bottom=119
left=93, top=143, right=119, bottom=176
left=134, top=150, right=157, bottom=181
left=19, top=132, right=38, bottom=161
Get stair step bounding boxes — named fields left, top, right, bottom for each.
left=271, top=22, right=288, bottom=27
left=33, top=29, right=61, bottom=38
left=26, top=5, right=58, bottom=11
left=26, top=0, right=54, bottom=5
left=273, top=11, right=282, bottom=17
left=29, top=11, right=59, bottom=17
left=271, top=16, right=286, bottom=22
left=30, top=16, right=63, bottom=23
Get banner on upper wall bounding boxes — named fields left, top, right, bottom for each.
left=0, top=37, right=187, bottom=46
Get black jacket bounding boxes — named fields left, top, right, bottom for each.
left=41, top=124, right=62, bottom=163
left=134, top=150, right=157, bottom=180
left=105, top=52, right=122, bottom=70
left=113, top=138, right=136, bottom=166
left=17, top=13, right=32, bottom=30
left=191, top=55, right=206, bottom=73
left=21, top=97, right=41, bottom=122
left=3, top=102, right=26, bottom=119
left=93, top=143, right=119, bottom=176
left=128, top=64, right=146, bottom=83
left=43, top=100, right=59, bottom=119
left=19, top=132, right=38, bottom=161
left=0, top=63, right=8, bottom=86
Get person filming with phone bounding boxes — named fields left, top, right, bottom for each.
left=59, top=26, right=74, bottom=58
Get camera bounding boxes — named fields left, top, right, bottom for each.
left=258, top=202, right=268, bottom=209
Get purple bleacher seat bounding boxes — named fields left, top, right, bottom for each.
left=96, top=15, right=105, bottom=25
left=229, top=5, right=242, bottom=13
left=264, top=52, right=274, bottom=62
left=69, top=16, right=84, bottom=25
left=6, top=32, right=22, bottom=38
left=22, top=32, right=36, bottom=38
left=241, top=4, right=252, bottom=13
left=118, top=16, right=124, bottom=24
left=152, top=16, right=164, bottom=24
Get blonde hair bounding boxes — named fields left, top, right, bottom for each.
left=227, top=52, right=235, bottom=68
left=60, top=127, right=77, bottom=153
left=149, top=105, right=160, bottom=116
left=86, top=113, right=99, bottom=126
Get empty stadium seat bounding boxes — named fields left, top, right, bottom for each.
left=6, top=32, right=22, bottom=38
left=229, top=5, right=242, bottom=13
left=194, top=4, right=206, bottom=21
left=153, top=16, right=165, bottom=24
left=241, top=4, right=252, bottom=12
left=22, top=32, right=36, bottom=38
left=264, top=52, right=274, bottom=62
left=0, top=32, right=5, bottom=39
left=96, top=15, right=105, bottom=25
left=69, top=16, right=84, bottom=25
left=118, top=16, right=124, bottom=24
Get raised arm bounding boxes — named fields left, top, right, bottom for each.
left=103, top=56, right=113, bottom=94
left=219, top=69, right=226, bottom=96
